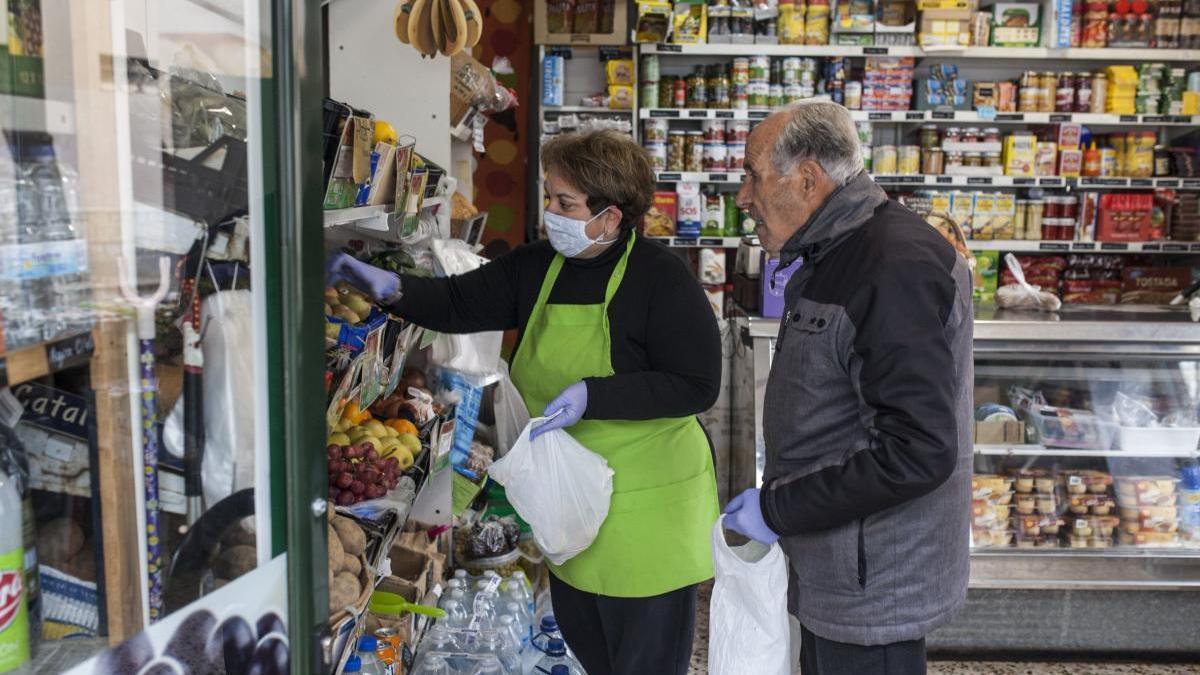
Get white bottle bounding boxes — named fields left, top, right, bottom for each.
left=0, top=467, right=29, bottom=672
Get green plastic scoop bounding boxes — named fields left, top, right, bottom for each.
left=368, top=590, right=446, bottom=619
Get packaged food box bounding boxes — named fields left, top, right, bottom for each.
left=1119, top=505, right=1179, bottom=530
left=972, top=528, right=1014, bottom=547
left=972, top=474, right=1015, bottom=500
left=1069, top=515, right=1119, bottom=538
left=1061, top=470, right=1113, bottom=495
left=1015, top=492, right=1057, bottom=515
left=643, top=191, right=677, bottom=237
left=1120, top=267, right=1191, bottom=305
left=1057, top=123, right=1082, bottom=150
left=1117, top=477, right=1179, bottom=506
left=1118, top=530, right=1180, bottom=547
left=1058, top=149, right=1083, bottom=178
left=1067, top=494, right=1116, bottom=516
left=1003, top=133, right=1037, bottom=177
left=1015, top=533, right=1059, bottom=548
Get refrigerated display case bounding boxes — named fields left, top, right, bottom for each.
left=732, top=307, right=1200, bottom=655
left=0, top=0, right=330, bottom=672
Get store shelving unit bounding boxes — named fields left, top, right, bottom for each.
left=642, top=107, right=1200, bottom=126
left=647, top=235, right=746, bottom=249
left=641, top=43, right=1200, bottom=61
left=0, top=331, right=96, bottom=387
left=652, top=170, right=1200, bottom=191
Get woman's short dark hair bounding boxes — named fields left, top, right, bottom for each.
left=541, top=129, right=655, bottom=231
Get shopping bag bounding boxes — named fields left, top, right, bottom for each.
left=487, top=417, right=613, bottom=565
left=708, top=515, right=792, bottom=675
left=492, top=362, right=530, bottom=458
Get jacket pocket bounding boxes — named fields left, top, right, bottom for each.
left=782, top=519, right=864, bottom=595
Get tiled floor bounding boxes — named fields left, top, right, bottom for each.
left=689, top=582, right=1195, bottom=675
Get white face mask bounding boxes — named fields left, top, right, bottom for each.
left=544, top=207, right=617, bottom=257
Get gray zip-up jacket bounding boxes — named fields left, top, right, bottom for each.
left=760, top=172, right=973, bottom=646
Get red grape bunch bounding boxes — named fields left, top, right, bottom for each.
left=327, top=442, right=403, bottom=505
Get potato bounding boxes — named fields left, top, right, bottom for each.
left=331, top=516, right=366, bottom=557
left=343, top=554, right=361, bottom=576
left=328, top=524, right=345, bottom=570
left=214, top=545, right=257, bottom=580
left=330, top=572, right=361, bottom=611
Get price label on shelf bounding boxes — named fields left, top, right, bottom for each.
left=1158, top=179, right=1180, bottom=187
left=977, top=105, right=998, bottom=121
left=1075, top=519, right=1090, bottom=530
left=749, top=111, right=769, bottom=120
left=649, top=109, right=680, bottom=118
left=1039, top=242, right=1070, bottom=251
left=657, top=43, right=682, bottom=53
left=906, top=111, right=925, bottom=120
left=1039, top=178, right=1063, bottom=186
left=1073, top=242, right=1096, bottom=250
left=1013, top=178, right=1035, bottom=186
left=864, top=47, right=889, bottom=54
left=715, top=110, right=735, bottom=119
left=708, top=173, right=728, bottom=181
left=1130, top=179, right=1153, bottom=187
left=967, top=177, right=994, bottom=185
left=936, top=176, right=954, bottom=184
left=1182, top=179, right=1200, bottom=189
left=687, top=110, right=709, bottom=118
left=1069, top=476, right=1083, bottom=486
left=1100, top=243, right=1129, bottom=251
left=1049, top=114, right=1071, bottom=122
left=1164, top=244, right=1190, bottom=252
left=1120, top=115, right=1138, bottom=123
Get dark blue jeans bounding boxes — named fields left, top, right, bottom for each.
left=800, top=623, right=927, bottom=675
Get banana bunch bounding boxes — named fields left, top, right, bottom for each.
left=394, top=0, right=483, bottom=58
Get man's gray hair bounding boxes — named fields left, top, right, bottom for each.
left=770, top=101, right=864, bottom=186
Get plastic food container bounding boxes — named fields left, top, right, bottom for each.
left=1015, top=493, right=1037, bottom=515
left=971, top=529, right=1014, bottom=548
left=972, top=475, right=1014, bottom=500
left=1018, top=514, right=1063, bottom=536
left=973, top=501, right=1013, bottom=527
left=1117, top=426, right=1200, bottom=456
left=1013, top=470, right=1053, bottom=494
left=1119, top=506, right=1179, bottom=531
left=1026, top=406, right=1117, bottom=450
left=1067, top=494, right=1116, bottom=515
left=460, top=548, right=522, bottom=578
left=1061, top=470, right=1113, bottom=495
left=1118, top=531, right=1180, bottom=547
left=1116, top=477, right=1179, bottom=507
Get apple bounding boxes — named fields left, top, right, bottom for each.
left=396, top=433, right=421, bottom=456
left=363, top=420, right=388, bottom=438
left=327, top=432, right=351, bottom=447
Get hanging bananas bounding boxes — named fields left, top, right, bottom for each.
left=395, top=0, right=483, bottom=58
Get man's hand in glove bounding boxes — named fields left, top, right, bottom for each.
left=530, top=382, right=588, bottom=441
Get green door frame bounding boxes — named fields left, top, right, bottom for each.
left=268, top=0, right=329, bottom=671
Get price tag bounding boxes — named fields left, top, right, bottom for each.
left=1130, top=179, right=1152, bottom=187
left=967, top=177, right=994, bottom=185
left=649, top=109, right=679, bottom=118
left=1075, top=518, right=1090, bottom=530
left=1040, top=178, right=1064, bottom=186
left=936, top=176, right=954, bottom=184
left=1163, top=244, right=1189, bottom=252
left=863, top=47, right=889, bottom=54
left=1069, top=476, right=1083, bottom=486
left=687, top=109, right=709, bottom=118
left=1039, top=242, right=1070, bottom=251
left=977, top=106, right=998, bottom=121
left=748, top=111, right=769, bottom=120
left=1120, top=115, right=1138, bottom=122
left=715, top=110, right=735, bottom=119
left=657, top=43, right=682, bottom=52
left=869, top=112, right=891, bottom=121
left=1142, top=243, right=1161, bottom=251
left=1142, top=115, right=1167, bottom=123
left=1191, top=244, right=1200, bottom=252
left=699, top=238, right=723, bottom=246
left=1182, top=179, right=1200, bottom=189
left=932, top=111, right=954, bottom=120
left=1049, top=114, right=1071, bottom=122
left=1100, top=242, right=1129, bottom=251
left=906, top=112, right=926, bottom=120
left=708, top=173, right=728, bottom=181
left=1013, top=178, right=1035, bottom=185
left=1072, top=242, right=1095, bottom=250
left=1157, top=179, right=1179, bottom=188
left=659, top=172, right=682, bottom=181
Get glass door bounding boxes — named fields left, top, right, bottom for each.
left=0, top=0, right=326, bottom=672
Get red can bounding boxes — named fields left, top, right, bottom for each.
left=673, top=78, right=687, bottom=108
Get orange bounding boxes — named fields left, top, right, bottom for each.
left=341, top=401, right=372, bottom=425
left=385, top=419, right=419, bottom=436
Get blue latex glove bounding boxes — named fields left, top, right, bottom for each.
left=723, top=488, right=780, bottom=545
left=326, top=252, right=401, bottom=303
left=530, top=381, right=588, bottom=442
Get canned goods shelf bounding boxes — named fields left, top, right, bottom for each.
left=654, top=172, right=1200, bottom=189
left=641, top=108, right=1200, bottom=126
left=964, top=240, right=1200, bottom=254
left=542, top=106, right=636, bottom=114
left=646, top=236, right=747, bottom=249
left=642, top=43, right=1200, bottom=62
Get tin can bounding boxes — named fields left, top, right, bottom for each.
left=749, top=56, right=770, bottom=83
left=703, top=142, right=728, bottom=171
left=732, top=58, right=750, bottom=85
left=727, top=142, right=746, bottom=170
left=783, top=84, right=805, bottom=104
left=643, top=118, right=669, bottom=142
left=658, top=76, right=676, bottom=108
left=642, top=54, right=660, bottom=84
left=898, top=145, right=920, bottom=175
left=872, top=145, right=898, bottom=174
left=686, top=131, right=704, bottom=172
left=769, top=84, right=784, bottom=109
left=731, top=83, right=749, bottom=110
left=782, top=57, right=803, bottom=85
left=726, top=119, right=751, bottom=143
left=702, top=119, right=726, bottom=143
left=673, top=78, right=687, bottom=108
left=646, top=142, right=667, bottom=171
left=844, top=81, right=863, bottom=110
left=687, top=69, right=707, bottom=109
left=748, top=82, right=770, bottom=110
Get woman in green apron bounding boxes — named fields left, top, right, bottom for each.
left=328, top=130, right=721, bottom=674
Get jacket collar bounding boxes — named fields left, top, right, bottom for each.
left=777, top=172, right=887, bottom=269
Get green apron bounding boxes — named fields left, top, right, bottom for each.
left=509, top=233, right=719, bottom=598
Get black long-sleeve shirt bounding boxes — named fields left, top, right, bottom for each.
left=391, top=231, right=722, bottom=421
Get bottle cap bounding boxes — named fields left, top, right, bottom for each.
left=344, top=656, right=362, bottom=672
left=358, top=635, right=378, bottom=652
left=547, top=638, right=567, bottom=657
left=540, top=615, right=559, bottom=632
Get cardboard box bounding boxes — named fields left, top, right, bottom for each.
left=1058, top=149, right=1083, bottom=177
left=761, top=256, right=802, bottom=318
left=975, top=419, right=1026, bottom=444
left=920, top=8, right=975, bottom=46
left=1057, top=123, right=1082, bottom=150
left=535, top=0, right=629, bottom=45
left=1003, top=133, right=1037, bottom=177
left=1120, top=267, right=1192, bottom=304
left=989, top=1, right=1040, bottom=46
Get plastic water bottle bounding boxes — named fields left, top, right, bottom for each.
left=534, top=639, right=584, bottom=675
left=439, top=589, right=471, bottom=628
left=409, top=654, right=451, bottom=675
left=344, top=655, right=362, bottom=672
left=497, top=615, right=524, bottom=654
left=505, top=576, right=534, bottom=614
left=356, top=635, right=387, bottom=674
left=503, top=601, right=531, bottom=643
left=453, top=569, right=471, bottom=584
left=475, top=630, right=518, bottom=674
left=531, top=615, right=564, bottom=652
left=0, top=467, right=29, bottom=671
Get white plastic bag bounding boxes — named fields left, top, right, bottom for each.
left=200, top=290, right=257, bottom=508
left=492, top=362, right=530, bottom=458
left=708, top=516, right=792, bottom=675
left=428, top=239, right=502, bottom=374
left=487, top=417, right=613, bottom=565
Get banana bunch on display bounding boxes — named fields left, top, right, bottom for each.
left=394, top=0, right=483, bottom=58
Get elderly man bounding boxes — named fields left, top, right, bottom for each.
left=723, top=101, right=973, bottom=674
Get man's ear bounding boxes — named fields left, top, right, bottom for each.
left=798, top=160, right=823, bottom=194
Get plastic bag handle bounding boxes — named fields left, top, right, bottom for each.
left=1003, top=253, right=1041, bottom=296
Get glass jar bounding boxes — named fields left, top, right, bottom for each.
left=1154, top=145, right=1172, bottom=176
left=1039, top=72, right=1058, bottom=112
left=964, top=152, right=983, bottom=167
left=687, top=67, right=708, bottom=109
left=982, top=127, right=1001, bottom=144
left=946, top=151, right=965, bottom=169
left=659, top=76, right=678, bottom=108
left=984, top=151, right=1002, bottom=168
left=1056, top=72, right=1076, bottom=112
left=667, top=130, right=687, bottom=171
left=1061, top=194, right=1079, bottom=220
left=963, top=127, right=981, bottom=145
left=922, top=148, right=945, bottom=175
left=1015, top=200, right=1029, bottom=239
left=1026, top=200, right=1046, bottom=239
left=708, top=67, right=731, bottom=108
left=1074, top=72, right=1093, bottom=112
left=919, top=124, right=941, bottom=149
left=685, top=130, right=704, bottom=172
